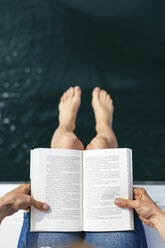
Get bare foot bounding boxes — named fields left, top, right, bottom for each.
left=92, top=87, right=114, bottom=132
left=59, top=86, right=81, bottom=132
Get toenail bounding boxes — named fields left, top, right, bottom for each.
left=75, top=86, right=80, bottom=90
left=94, top=87, right=100, bottom=91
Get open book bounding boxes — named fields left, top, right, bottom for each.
left=30, top=148, right=134, bottom=232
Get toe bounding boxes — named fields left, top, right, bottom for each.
left=100, top=90, right=107, bottom=101
left=69, top=87, right=74, bottom=97
left=92, top=87, right=100, bottom=98
left=67, top=90, right=71, bottom=98
left=109, top=98, right=114, bottom=108
left=106, top=94, right=111, bottom=101
left=66, top=88, right=70, bottom=98
left=63, top=92, right=67, bottom=100
left=60, top=95, right=64, bottom=102
left=110, top=99, right=113, bottom=107
left=74, top=86, right=81, bottom=97
left=103, top=90, right=108, bottom=98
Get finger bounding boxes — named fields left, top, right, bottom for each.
left=30, top=197, right=50, bottom=211
left=133, top=187, right=153, bottom=202
left=133, top=187, right=146, bottom=198
left=138, top=215, right=147, bottom=223
left=15, top=183, right=30, bottom=194
left=114, top=198, right=138, bottom=208
left=22, top=184, right=30, bottom=194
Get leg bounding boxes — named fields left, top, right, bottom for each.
left=86, top=87, right=118, bottom=150
left=18, top=213, right=82, bottom=248
left=84, top=88, right=147, bottom=247
left=84, top=213, right=147, bottom=248
left=51, top=86, right=84, bottom=150
left=18, top=87, right=84, bottom=248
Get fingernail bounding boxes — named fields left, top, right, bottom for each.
left=75, top=86, right=80, bottom=90
left=115, top=199, right=122, bottom=205
left=43, top=204, right=49, bottom=210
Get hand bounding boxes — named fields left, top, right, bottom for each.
left=0, top=184, right=49, bottom=222
left=114, top=187, right=162, bottom=228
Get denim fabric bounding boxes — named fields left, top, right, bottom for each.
left=84, top=213, right=147, bottom=248
left=18, top=212, right=147, bottom=248
left=17, top=213, right=82, bottom=248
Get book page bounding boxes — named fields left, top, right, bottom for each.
left=83, top=148, right=134, bottom=232
left=30, top=148, right=82, bottom=232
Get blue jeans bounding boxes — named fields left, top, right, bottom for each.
left=18, top=212, right=147, bottom=248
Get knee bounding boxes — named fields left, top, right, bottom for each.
left=61, top=133, right=77, bottom=147
left=60, top=133, right=84, bottom=150
left=89, top=137, right=109, bottom=149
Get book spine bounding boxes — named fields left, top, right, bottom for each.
left=127, top=149, right=134, bottom=230
left=82, top=151, right=84, bottom=231
left=30, top=150, right=33, bottom=180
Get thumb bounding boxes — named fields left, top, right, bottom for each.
left=30, top=197, right=50, bottom=211
left=114, top=198, right=138, bottom=209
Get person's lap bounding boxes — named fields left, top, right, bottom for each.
left=84, top=213, right=147, bottom=248
left=18, top=88, right=147, bottom=247
left=18, top=212, right=82, bottom=248
left=18, top=212, right=147, bottom=248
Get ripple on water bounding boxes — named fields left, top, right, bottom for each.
left=10, top=124, right=16, bottom=131
left=5, top=55, right=11, bottom=62
left=25, top=78, right=31, bottom=85
left=13, top=51, right=18, bottom=57
left=2, top=92, right=9, bottom=98
left=22, top=143, right=28, bottom=149
left=14, top=82, right=20, bottom=88
left=0, top=102, right=5, bottom=108
left=4, top=82, right=9, bottom=88
left=10, top=92, right=15, bottom=98
left=37, top=67, right=42, bottom=73
left=3, top=118, right=10, bottom=124
left=15, top=92, right=20, bottom=98
left=24, top=67, right=30, bottom=73
left=10, top=69, right=15, bottom=75
left=0, top=138, right=4, bottom=145
left=10, top=143, right=17, bottom=149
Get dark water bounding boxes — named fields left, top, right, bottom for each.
left=0, top=0, right=165, bottom=181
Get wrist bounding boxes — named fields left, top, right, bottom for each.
left=0, top=196, right=12, bottom=223
left=151, top=207, right=165, bottom=225
left=151, top=208, right=165, bottom=242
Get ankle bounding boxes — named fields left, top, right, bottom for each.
left=95, top=122, right=112, bottom=133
